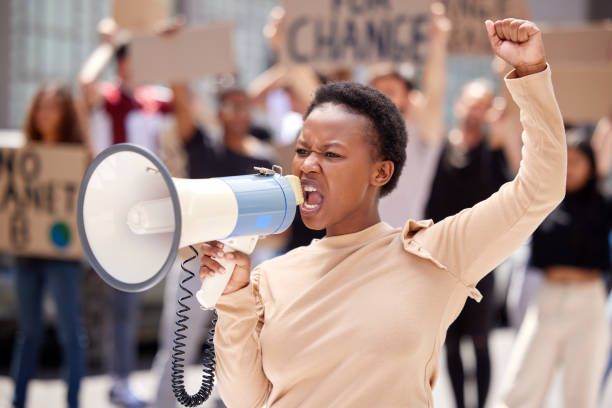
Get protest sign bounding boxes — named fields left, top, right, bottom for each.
left=0, top=142, right=87, bottom=260
left=544, top=23, right=612, bottom=124
left=280, top=0, right=430, bottom=68
left=112, top=0, right=170, bottom=32
left=544, top=23, right=612, bottom=64
left=443, top=0, right=530, bottom=54
left=131, top=23, right=235, bottom=83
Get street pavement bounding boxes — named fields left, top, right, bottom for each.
left=1, top=328, right=611, bottom=408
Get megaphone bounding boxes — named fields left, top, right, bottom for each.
left=77, top=143, right=303, bottom=309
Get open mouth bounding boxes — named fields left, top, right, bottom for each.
left=301, top=182, right=324, bottom=215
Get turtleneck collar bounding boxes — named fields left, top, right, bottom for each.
left=313, top=222, right=395, bottom=249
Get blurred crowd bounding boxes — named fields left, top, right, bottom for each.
left=3, top=3, right=612, bottom=408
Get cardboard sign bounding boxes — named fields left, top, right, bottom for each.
left=543, top=24, right=612, bottom=65
left=549, top=64, right=612, bottom=124
left=112, top=0, right=170, bottom=32
left=443, top=0, right=530, bottom=54
left=0, top=142, right=88, bottom=260
left=543, top=23, right=612, bottom=124
left=280, top=0, right=430, bottom=68
left=131, top=23, right=235, bottom=83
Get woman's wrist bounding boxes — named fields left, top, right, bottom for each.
left=222, top=281, right=250, bottom=295
left=514, top=61, right=547, bottom=78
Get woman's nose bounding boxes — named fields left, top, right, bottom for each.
left=301, top=153, right=320, bottom=173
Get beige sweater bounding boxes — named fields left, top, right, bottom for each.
left=214, top=67, right=566, bottom=408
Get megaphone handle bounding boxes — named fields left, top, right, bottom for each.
left=195, top=235, right=259, bottom=309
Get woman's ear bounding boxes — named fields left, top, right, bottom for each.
left=371, top=160, right=394, bottom=188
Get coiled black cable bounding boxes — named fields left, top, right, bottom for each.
left=171, top=245, right=217, bottom=407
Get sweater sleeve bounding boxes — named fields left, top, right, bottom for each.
left=214, top=268, right=271, bottom=408
left=415, top=66, right=566, bottom=288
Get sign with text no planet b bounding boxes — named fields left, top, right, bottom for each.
left=281, top=0, right=431, bottom=68
left=0, top=142, right=87, bottom=260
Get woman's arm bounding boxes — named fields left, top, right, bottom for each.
left=199, top=242, right=272, bottom=407
left=415, top=19, right=566, bottom=287
left=169, top=82, right=196, bottom=143
left=487, top=60, right=524, bottom=175
left=78, top=18, right=120, bottom=110
left=214, top=270, right=272, bottom=407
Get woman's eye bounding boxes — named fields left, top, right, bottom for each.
left=296, top=148, right=309, bottom=156
left=325, top=152, right=341, bottom=158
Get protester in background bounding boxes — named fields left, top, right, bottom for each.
left=10, top=82, right=88, bottom=408
left=372, top=2, right=450, bottom=225
left=498, top=133, right=611, bottom=408
left=425, top=79, right=513, bottom=408
left=250, top=6, right=320, bottom=148
left=592, top=113, right=612, bottom=400
left=78, top=18, right=176, bottom=408
left=151, top=81, right=274, bottom=408
left=79, top=19, right=173, bottom=156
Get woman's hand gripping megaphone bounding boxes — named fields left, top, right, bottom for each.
left=199, top=241, right=252, bottom=295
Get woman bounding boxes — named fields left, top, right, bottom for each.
left=200, top=19, right=566, bottom=407
left=498, top=135, right=611, bottom=408
left=10, top=82, right=87, bottom=408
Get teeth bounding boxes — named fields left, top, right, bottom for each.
left=303, top=203, right=319, bottom=209
left=304, top=186, right=317, bottom=192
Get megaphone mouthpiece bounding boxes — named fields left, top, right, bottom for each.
left=285, top=175, right=304, bottom=206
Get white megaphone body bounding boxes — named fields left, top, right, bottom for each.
left=77, top=143, right=303, bottom=309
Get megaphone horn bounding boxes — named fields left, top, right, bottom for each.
left=77, top=143, right=303, bottom=308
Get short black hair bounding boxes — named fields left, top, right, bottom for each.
left=304, top=81, right=407, bottom=197
left=115, top=43, right=129, bottom=62
left=217, top=86, right=247, bottom=104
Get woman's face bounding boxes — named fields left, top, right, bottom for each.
left=35, top=91, right=63, bottom=142
left=566, top=147, right=593, bottom=193
left=292, top=103, right=392, bottom=235
left=218, top=91, right=251, bottom=137
left=371, top=75, right=410, bottom=115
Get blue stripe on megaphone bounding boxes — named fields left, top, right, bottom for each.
left=220, top=173, right=297, bottom=238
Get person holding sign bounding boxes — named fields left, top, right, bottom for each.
left=10, top=82, right=87, bottom=408
left=200, top=18, right=565, bottom=408
left=372, top=2, right=450, bottom=225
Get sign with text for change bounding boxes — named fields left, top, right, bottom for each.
left=443, top=0, right=530, bottom=54
left=0, top=142, right=87, bottom=260
left=281, top=0, right=430, bottom=68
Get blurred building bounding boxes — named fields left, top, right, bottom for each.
left=0, top=0, right=111, bottom=130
